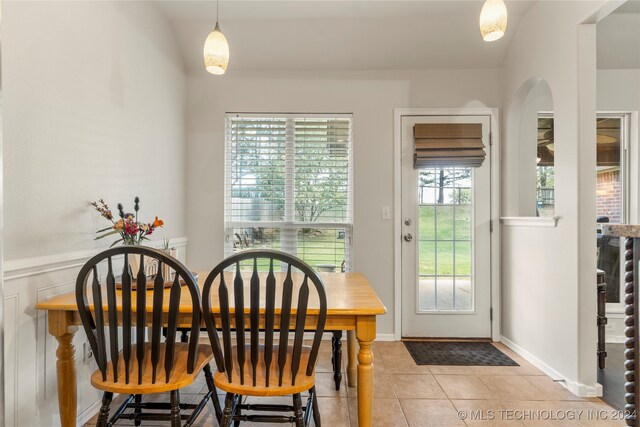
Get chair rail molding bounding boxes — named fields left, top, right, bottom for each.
left=4, top=237, right=189, bottom=280
left=3, top=237, right=188, bottom=427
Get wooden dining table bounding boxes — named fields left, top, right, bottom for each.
left=36, top=271, right=387, bottom=427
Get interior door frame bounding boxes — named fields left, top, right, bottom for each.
left=393, top=108, right=501, bottom=341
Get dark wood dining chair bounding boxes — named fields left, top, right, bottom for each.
left=75, top=246, right=222, bottom=427
left=202, top=249, right=328, bottom=427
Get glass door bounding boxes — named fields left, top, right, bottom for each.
left=401, top=115, right=492, bottom=338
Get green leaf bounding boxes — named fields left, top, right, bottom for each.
left=109, top=238, right=124, bottom=248
left=94, top=230, right=121, bottom=240
left=96, top=226, right=113, bottom=233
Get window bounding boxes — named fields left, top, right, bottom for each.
left=595, top=114, right=630, bottom=304
left=224, top=114, right=353, bottom=272
left=536, top=114, right=555, bottom=217
left=418, top=168, right=473, bottom=311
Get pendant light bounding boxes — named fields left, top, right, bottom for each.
left=479, top=0, right=508, bottom=42
left=203, top=0, right=229, bottom=75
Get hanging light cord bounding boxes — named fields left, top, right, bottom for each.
left=216, top=0, right=219, bottom=24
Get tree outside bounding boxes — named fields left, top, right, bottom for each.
left=419, top=168, right=472, bottom=205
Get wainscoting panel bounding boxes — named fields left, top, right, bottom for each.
left=4, top=294, right=18, bottom=427
left=3, top=238, right=188, bottom=427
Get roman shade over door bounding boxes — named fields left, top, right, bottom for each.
left=413, top=123, right=486, bottom=168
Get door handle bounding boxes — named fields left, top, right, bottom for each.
left=404, top=233, right=413, bottom=242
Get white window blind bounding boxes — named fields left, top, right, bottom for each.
left=224, top=113, right=353, bottom=272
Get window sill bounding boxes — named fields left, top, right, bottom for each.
left=500, top=216, right=559, bottom=228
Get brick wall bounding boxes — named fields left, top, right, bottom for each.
left=596, top=169, right=622, bottom=223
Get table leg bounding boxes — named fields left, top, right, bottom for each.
left=347, top=330, right=357, bottom=387
left=49, top=311, right=79, bottom=427
left=356, top=316, right=376, bottom=427
left=331, top=331, right=343, bottom=390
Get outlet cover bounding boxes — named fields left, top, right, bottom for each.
left=83, top=342, right=94, bottom=364
left=382, top=206, right=391, bottom=220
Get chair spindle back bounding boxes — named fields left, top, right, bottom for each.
left=75, top=246, right=201, bottom=385
left=202, top=250, right=328, bottom=387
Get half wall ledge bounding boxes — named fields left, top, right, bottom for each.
left=500, top=216, right=560, bottom=227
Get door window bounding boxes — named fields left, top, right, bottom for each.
left=418, top=168, right=473, bottom=311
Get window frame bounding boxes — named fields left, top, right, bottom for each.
left=597, top=112, right=631, bottom=311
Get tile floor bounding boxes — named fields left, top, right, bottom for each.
left=86, top=341, right=625, bottom=426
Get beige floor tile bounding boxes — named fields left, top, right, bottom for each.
left=82, top=340, right=622, bottom=427
left=399, top=398, right=466, bottom=426
left=391, top=374, right=447, bottom=399
left=490, top=344, right=546, bottom=376
left=244, top=395, right=296, bottom=405
left=314, top=372, right=348, bottom=397
left=190, top=396, right=226, bottom=427
left=523, top=376, right=586, bottom=401
left=180, top=373, right=208, bottom=394
left=570, top=400, right=629, bottom=426
left=513, top=365, right=546, bottom=376
left=435, top=375, right=496, bottom=400
left=501, top=400, right=587, bottom=426
left=427, top=365, right=474, bottom=375
left=83, top=392, right=222, bottom=427
left=479, top=376, right=546, bottom=401
left=316, top=397, right=351, bottom=427
left=370, top=345, right=388, bottom=373
left=348, top=398, right=408, bottom=427
left=241, top=395, right=296, bottom=426
left=194, top=394, right=350, bottom=427
left=379, top=352, right=432, bottom=374
left=451, top=400, right=525, bottom=426
left=346, top=372, right=397, bottom=398
left=376, top=341, right=410, bottom=353
left=376, top=342, right=413, bottom=362
left=315, top=341, right=341, bottom=374
left=469, top=365, right=545, bottom=377
left=83, top=394, right=137, bottom=426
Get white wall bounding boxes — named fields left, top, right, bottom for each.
left=3, top=1, right=187, bottom=261
left=500, top=0, right=607, bottom=396
left=598, top=69, right=640, bottom=111
left=2, top=1, right=187, bottom=425
left=185, top=69, right=502, bottom=336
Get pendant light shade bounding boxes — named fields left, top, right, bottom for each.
left=479, top=0, right=508, bottom=42
left=204, top=22, right=229, bottom=75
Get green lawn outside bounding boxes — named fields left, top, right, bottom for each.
left=235, top=228, right=346, bottom=271
left=418, top=205, right=472, bottom=276
left=233, top=205, right=471, bottom=275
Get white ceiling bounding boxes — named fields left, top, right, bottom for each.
left=155, top=0, right=535, bottom=74
left=614, top=0, right=640, bottom=13
left=597, top=1, right=640, bottom=69
left=157, top=0, right=640, bottom=74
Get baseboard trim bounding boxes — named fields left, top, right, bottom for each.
left=77, top=398, right=103, bottom=427
left=500, top=336, right=565, bottom=380
left=500, top=336, right=602, bottom=398
left=375, top=334, right=396, bottom=342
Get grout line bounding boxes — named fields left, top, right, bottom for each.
left=395, top=397, right=412, bottom=427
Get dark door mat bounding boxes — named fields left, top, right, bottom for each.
left=403, top=341, right=519, bottom=366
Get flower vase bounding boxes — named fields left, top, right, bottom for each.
left=162, top=248, right=177, bottom=282
left=126, top=247, right=142, bottom=280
